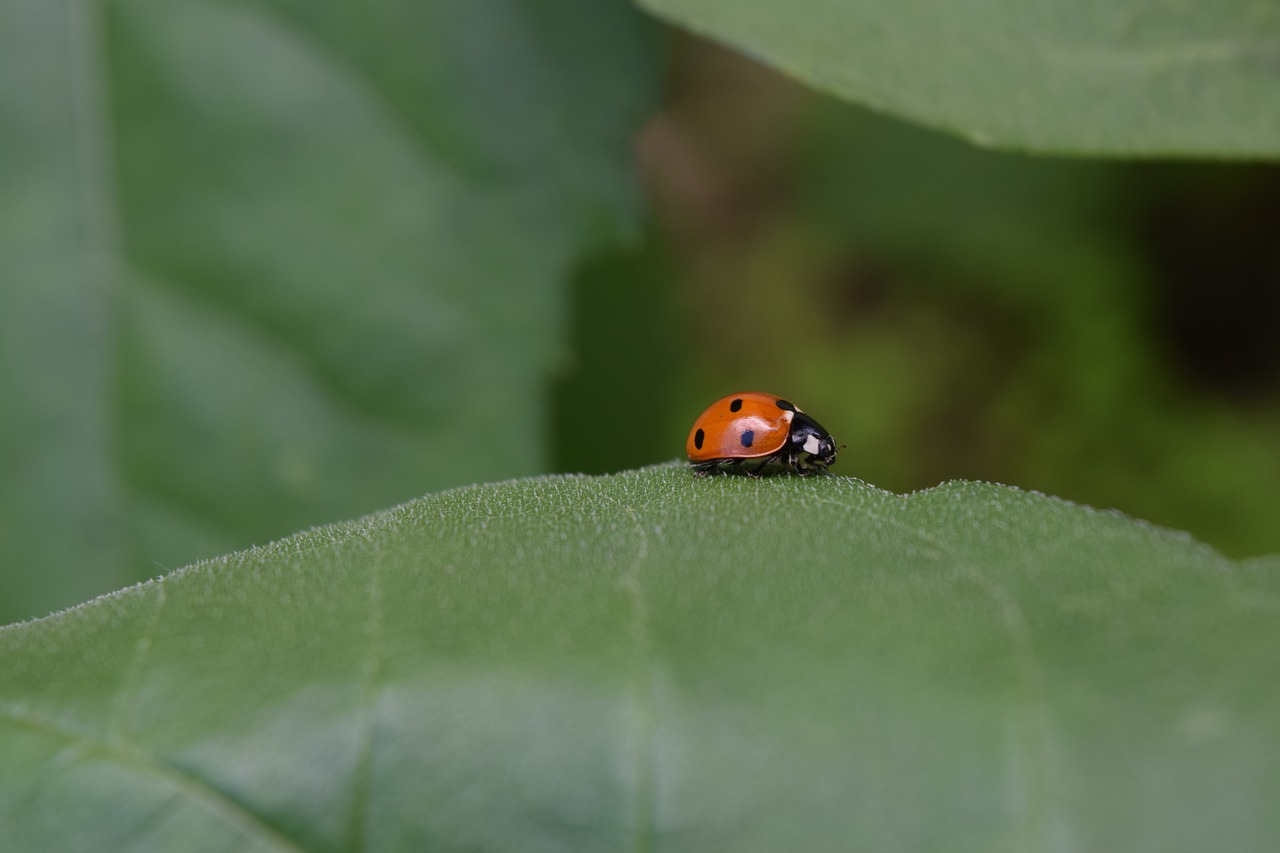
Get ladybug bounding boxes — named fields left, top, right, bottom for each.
left=686, top=391, right=839, bottom=476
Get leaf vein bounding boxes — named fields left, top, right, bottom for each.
left=616, top=490, right=657, bottom=853
left=812, top=479, right=1059, bottom=850
left=107, top=583, right=168, bottom=743
left=0, top=706, right=304, bottom=852
left=344, top=538, right=385, bottom=852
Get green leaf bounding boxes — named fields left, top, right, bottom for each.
left=636, top=0, right=1280, bottom=156
left=3, top=464, right=1278, bottom=850
left=0, top=0, right=658, bottom=621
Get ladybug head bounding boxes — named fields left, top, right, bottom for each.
left=790, top=413, right=839, bottom=469
left=809, top=434, right=839, bottom=468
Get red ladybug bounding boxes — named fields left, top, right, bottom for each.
left=686, top=391, right=839, bottom=475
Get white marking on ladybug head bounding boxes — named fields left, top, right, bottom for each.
left=803, top=434, right=821, bottom=455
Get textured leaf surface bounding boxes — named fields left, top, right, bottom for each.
left=2, top=464, right=1278, bottom=851
left=0, top=0, right=656, bottom=621
left=637, top=0, right=1280, bottom=156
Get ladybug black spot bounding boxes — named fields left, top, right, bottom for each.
left=729, top=398, right=743, bottom=412
left=694, top=428, right=705, bottom=450
left=740, top=430, right=755, bottom=448
left=775, top=399, right=795, bottom=412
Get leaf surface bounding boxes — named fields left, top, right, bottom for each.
left=3, top=465, right=1278, bottom=851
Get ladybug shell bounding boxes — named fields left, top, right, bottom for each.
left=686, top=391, right=796, bottom=462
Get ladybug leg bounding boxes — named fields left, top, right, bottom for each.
left=698, top=458, right=745, bottom=476
left=803, top=454, right=829, bottom=474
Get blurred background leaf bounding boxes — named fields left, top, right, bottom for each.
left=0, top=0, right=659, bottom=622
left=637, top=0, right=1280, bottom=156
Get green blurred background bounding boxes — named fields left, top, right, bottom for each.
left=558, top=37, right=1280, bottom=560
left=3, top=4, right=1278, bottom=625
